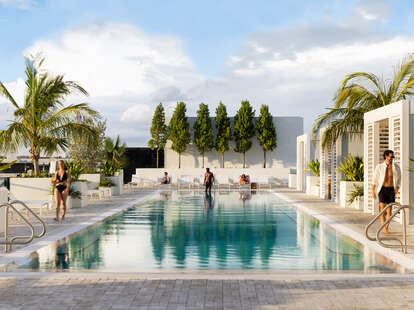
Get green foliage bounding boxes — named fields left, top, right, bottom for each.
left=99, top=176, right=115, bottom=187
left=233, top=100, right=255, bottom=167
left=409, top=158, right=414, bottom=173
left=313, top=55, right=414, bottom=148
left=69, top=119, right=106, bottom=172
left=193, top=103, right=214, bottom=167
left=65, top=160, right=85, bottom=182
left=69, top=186, right=82, bottom=199
left=256, top=105, right=277, bottom=168
left=0, top=57, right=101, bottom=176
left=19, top=171, right=52, bottom=178
left=337, top=154, right=364, bottom=182
left=0, top=157, right=17, bottom=172
left=168, top=102, right=191, bottom=167
left=215, top=102, right=232, bottom=167
left=103, top=135, right=127, bottom=168
left=348, top=184, right=364, bottom=204
left=304, top=159, right=320, bottom=177
left=148, top=103, right=168, bottom=168
left=100, top=161, right=119, bottom=177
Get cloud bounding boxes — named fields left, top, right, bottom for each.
left=0, top=0, right=36, bottom=10
left=20, top=22, right=201, bottom=145
left=354, top=0, right=390, bottom=22
left=120, top=104, right=152, bottom=124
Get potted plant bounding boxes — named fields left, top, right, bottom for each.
left=66, top=160, right=88, bottom=208
left=99, top=176, right=115, bottom=197
left=337, top=154, right=364, bottom=208
left=348, top=184, right=364, bottom=210
left=67, top=186, right=82, bottom=209
left=304, top=159, right=320, bottom=196
left=101, top=161, right=122, bottom=196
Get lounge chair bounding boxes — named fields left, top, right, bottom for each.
left=8, top=192, right=53, bottom=217
left=255, top=175, right=271, bottom=190
left=215, top=175, right=230, bottom=190
left=178, top=175, right=195, bottom=190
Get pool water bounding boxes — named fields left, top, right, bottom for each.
left=23, top=191, right=404, bottom=272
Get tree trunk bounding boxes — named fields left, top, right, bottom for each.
left=178, top=152, right=181, bottom=169
left=221, top=153, right=224, bottom=168
left=32, top=157, right=40, bottom=176
left=156, top=149, right=159, bottom=168
left=263, top=150, right=266, bottom=168
left=243, top=152, right=246, bottom=168
left=202, top=152, right=204, bottom=168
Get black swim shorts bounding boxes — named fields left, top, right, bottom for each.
left=378, top=186, right=395, bottom=204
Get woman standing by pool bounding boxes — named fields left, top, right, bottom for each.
left=51, top=160, right=71, bottom=222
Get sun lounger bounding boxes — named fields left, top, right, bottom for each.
left=215, top=175, right=230, bottom=190
left=178, top=175, right=195, bottom=189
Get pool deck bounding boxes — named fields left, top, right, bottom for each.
left=1, top=188, right=414, bottom=309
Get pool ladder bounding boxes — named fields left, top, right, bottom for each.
left=0, top=200, right=46, bottom=253
left=365, top=202, right=414, bottom=254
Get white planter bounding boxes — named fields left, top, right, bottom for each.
left=339, top=181, right=364, bottom=208
left=66, top=196, right=72, bottom=210
left=71, top=181, right=88, bottom=208
left=0, top=187, right=8, bottom=234
left=10, top=177, right=52, bottom=201
left=288, top=173, right=297, bottom=188
left=351, top=196, right=364, bottom=210
left=306, top=176, right=319, bottom=196
left=79, top=174, right=100, bottom=190
left=116, top=169, right=124, bottom=186
left=108, top=176, right=122, bottom=196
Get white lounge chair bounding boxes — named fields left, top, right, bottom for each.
left=215, top=175, right=230, bottom=190
left=8, top=192, right=53, bottom=217
left=178, top=175, right=195, bottom=190
left=255, top=175, right=271, bottom=190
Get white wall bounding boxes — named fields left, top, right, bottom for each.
left=165, top=116, right=303, bottom=176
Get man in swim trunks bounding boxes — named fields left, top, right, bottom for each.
left=372, top=150, right=401, bottom=235
left=204, top=168, right=214, bottom=194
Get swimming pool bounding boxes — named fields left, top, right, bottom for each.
left=22, top=191, right=404, bottom=272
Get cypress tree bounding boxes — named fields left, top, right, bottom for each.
left=215, top=102, right=232, bottom=168
left=193, top=103, right=214, bottom=168
left=148, top=103, right=168, bottom=168
left=256, top=104, right=277, bottom=168
left=169, top=102, right=191, bottom=168
left=234, top=100, right=255, bottom=168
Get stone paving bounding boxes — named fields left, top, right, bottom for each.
left=1, top=188, right=414, bottom=309
left=0, top=273, right=414, bottom=309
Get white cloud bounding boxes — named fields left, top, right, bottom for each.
left=0, top=0, right=36, bottom=10
left=120, top=104, right=152, bottom=123
left=354, top=0, right=390, bottom=22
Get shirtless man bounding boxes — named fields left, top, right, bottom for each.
left=204, top=168, right=214, bottom=194
left=372, top=150, right=401, bottom=235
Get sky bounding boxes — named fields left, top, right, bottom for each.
left=1, top=0, right=414, bottom=147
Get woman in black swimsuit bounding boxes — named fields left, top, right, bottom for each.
left=51, top=160, right=71, bottom=222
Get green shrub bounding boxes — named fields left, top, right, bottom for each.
left=99, top=177, right=115, bottom=187
left=348, top=184, right=364, bottom=204
left=65, top=160, right=85, bottom=182
left=69, top=186, right=81, bottom=199
left=304, top=159, right=320, bottom=177
left=337, top=154, right=364, bottom=182
left=100, top=161, right=119, bottom=177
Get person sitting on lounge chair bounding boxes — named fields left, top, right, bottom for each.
left=239, top=174, right=250, bottom=185
left=160, top=172, right=170, bottom=184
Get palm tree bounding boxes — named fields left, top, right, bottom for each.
left=103, top=135, right=127, bottom=168
left=313, top=56, right=414, bottom=148
left=0, top=58, right=100, bottom=175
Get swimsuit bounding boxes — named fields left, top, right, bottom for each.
left=56, top=171, right=68, bottom=193
left=378, top=186, right=395, bottom=204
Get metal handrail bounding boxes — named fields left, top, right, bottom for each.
left=9, top=200, right=46, bottom=239
left=0, top=203, right=35, bottom=252
left=376, top=204, right=414, bottom=254
left=365, top=202, right=414, bottom=254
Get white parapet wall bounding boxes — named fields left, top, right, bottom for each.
left=164, top=116, right=303, bottom=174
left=296, top=134, right=313, bottom=192
left=10, top=177, right=52, bottom=201
left=79, top=174, right=100, bottom=190
left=0, top=187, right=7, bottom=234
left=133, top=168, right=290, bottom=185
left=364, top=100, right=414, bottom=224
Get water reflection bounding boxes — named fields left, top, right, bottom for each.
left=29, top=192, right=405, bottom=272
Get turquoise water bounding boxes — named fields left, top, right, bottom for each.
left=24, top=192, right=404, bottom=272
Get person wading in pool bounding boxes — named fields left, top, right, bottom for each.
left=372, top=150, right=401, bottom=235
left=51, top=160, right=71, bottom=222
left=204, top=168, right=214, bottom=194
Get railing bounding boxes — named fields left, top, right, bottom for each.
left=365, top=202, right=414, bottom=254
left=0, top=200, right=47, bottom=252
